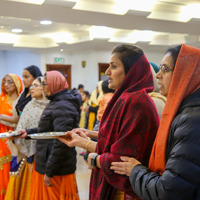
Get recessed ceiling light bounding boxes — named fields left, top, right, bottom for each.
left=60, top=49, right=64, bottom=52
left=40, top=20, right=52, bottom=25
left=11, top=29, right=22, bottom=33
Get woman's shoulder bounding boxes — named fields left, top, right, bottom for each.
left=121, top=90, right=154, bottom=106
left=172, top=105, right=200, bottom=143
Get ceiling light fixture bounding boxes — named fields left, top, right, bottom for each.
left=115, top=0, right=156, bottom=12
left=60, top=49, right=63, bottom=52
left=11, top=29, right=22, bottom=33
left=7, top=0, right=45, bottom=5
left=43, top=32, right=73, bottom=43
left=89, top=26, right=116, bottom=40
left=181, top=3, right=200, bottom=19
left=40, top=20, right=52, bottom=25
left=0, top=33, right=18, bottom=43
left=129, top=30, right=157, bottom=42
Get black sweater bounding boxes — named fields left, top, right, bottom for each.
left=129, top=88, right=200, bottom=200
left=27, top=89, right=81, bottom=177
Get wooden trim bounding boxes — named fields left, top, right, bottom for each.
left=46, top=64, right=71, bottom=90
left=98, top=63, right=109, bottom=81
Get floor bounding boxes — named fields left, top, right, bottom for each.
left=76, top=147, right=91, bottom=200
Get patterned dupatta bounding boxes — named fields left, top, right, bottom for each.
left=89, top=54, right=160, bottom=199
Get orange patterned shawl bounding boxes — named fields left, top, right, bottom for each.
left=0, top=74, right=23, bottom=199
left=149, top=44, right=200, bottom=174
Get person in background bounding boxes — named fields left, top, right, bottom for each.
left=1, top=66, right=42, bottom=199
left=111, top=44, right=200, bottom=200
left=17, top=71, right=81, bottom=200
left=149, top=65, right=166, bottom=119
left=79, top=91, right=90, bottom=128
left=84, top=81, right=104, bottom=130
left=5, top=77, right=49, bottom=200
left=0, top=74, right=23, bottom=200
left=149, top=61, right=159, bottom=73
left=78, top=84, right=84, bottom=94
left=16, top=65, right=42, bottom=116
left=0, top=75, right=23, bottom=129
left=97, top=79, right=115, bottom=122
left=78, top=80, right=114, bottom=158
left=0, top=65, right=42, bottom=126
left=59, top=44, right=159, bottom=200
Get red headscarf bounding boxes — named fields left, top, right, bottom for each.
left=90, top=54, right=159, bottom=199
left=46, top=71, right=68, bottom=95
left=149, top=44, right=200, bottom=175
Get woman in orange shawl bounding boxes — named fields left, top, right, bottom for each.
left=0, top=74, right=23, bottom=200
left=111, top=44, right=200, bottom=199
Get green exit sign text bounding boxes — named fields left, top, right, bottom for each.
left=54, top=57, right=65, bottom=63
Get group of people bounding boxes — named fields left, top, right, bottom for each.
left=0, top=43, right=200, bottom=200
left=0, top=67, right=81, bottom=200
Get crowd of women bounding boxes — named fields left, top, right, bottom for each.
left=0, top=43, right=200, bottom=200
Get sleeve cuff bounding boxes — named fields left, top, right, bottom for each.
left=129, top=164, right=147, bottom=187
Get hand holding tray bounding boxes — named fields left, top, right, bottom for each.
left=29, top=132, right=66, bottom=139
left=0, top=131, right=22, bottom=139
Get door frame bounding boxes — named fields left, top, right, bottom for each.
left=46, top=64, right=71, bottom=90
left=98, top=63, right=109, bottom=81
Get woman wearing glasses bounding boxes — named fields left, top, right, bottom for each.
left=5, top=77, right=49, bottom=200
left=111, top=44, right=200, bottom=200
left=0, top=65, right=42, bottom=200
left=0, top=65, right=42, bottom=125
left=0, top=74, right=23, bottom=200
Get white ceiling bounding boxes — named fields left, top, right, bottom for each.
left=0, top=0, right=200, bottom=53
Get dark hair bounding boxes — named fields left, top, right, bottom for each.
left=24, top=65, right=42, bottom=78
left=102, top=80, right=115, bottom=94
left=36, top=76, right=43, bottom=83
left=165, top=45, right=182, bottom=69
left=78, top=84, right=84, bottom=89
left=112, top=45, right=144, bottom=75
left=83, top=91, right=90, bottom=98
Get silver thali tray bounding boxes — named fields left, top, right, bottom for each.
left=0, top=131, right=21, bottom=139
left=29, top=132, right=66, bottom=139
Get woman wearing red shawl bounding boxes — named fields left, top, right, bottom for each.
left=17, top=71, right=81, bottom=200
left=111, top=44, right=200, bottom=200
left=0, top=74, right=23, bottom=200
left=59, top=45, right=159, bottom=199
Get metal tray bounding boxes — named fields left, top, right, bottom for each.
left=0, top=131, right=21, bottom=139
left=29, top=132, right=66, bottom=139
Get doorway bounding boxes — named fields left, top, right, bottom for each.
left=98, top=63, right=109, bottom=81
left=46, top=64, right=71, bottom=90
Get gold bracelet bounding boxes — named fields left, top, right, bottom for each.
left=85, top=141, right=92, bottom=151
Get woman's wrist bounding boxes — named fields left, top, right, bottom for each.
left=96, top=155, right=101, bottom=168
left=76, top=137, right=90, bottom=149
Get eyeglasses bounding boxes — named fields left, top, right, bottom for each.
left=159, top=65, right=173, bottom=74
left=3, top=81, right=14, bottom=85
left=30, top=84, right=40, bottom=89
left=41, top=82, right=48, bottom=87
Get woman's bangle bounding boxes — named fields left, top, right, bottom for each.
left=85, top=140, right=92, bottom=151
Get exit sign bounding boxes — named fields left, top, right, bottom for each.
left=54, top=57, right=64, bottom=63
